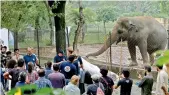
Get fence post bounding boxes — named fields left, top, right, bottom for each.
left=167, top=30, right=169, bottom=49
left=98, top=25, right=100, bottom=43
left=109, top=32, right=112, bottom=70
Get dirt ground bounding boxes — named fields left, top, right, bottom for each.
left=77, top=43, right=144, bottom=66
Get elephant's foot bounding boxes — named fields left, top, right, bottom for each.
left=128, top=61, right=138, bottom=66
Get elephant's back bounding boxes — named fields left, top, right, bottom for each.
left=133, top=17, right=168, bottom=49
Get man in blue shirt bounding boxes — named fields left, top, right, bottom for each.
left=60, top=55, right=77, bottom=85
left=24, top=47, right=38, bottom=70
left=53, top=50, right=67, bottom=64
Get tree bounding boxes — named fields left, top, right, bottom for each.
left=1, top=1, right=50, bottom=48
left=44, top=1, right=54, bottom=45
left=73, top=0, right=85, bottom=50
left=96, top=6, right=119, bottom=34
left=65, top=4, right=96, bottom=42
left=1, top=1, right=29, bottom=49
left=48, top=1, right=66, bottom=53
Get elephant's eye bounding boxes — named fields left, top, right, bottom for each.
left=118, top=30, right=123, bottom=34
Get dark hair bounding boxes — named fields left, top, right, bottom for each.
left=58, top=50, right=64, bottom=54
left=38, top=69, right=45, bottom=77
left=46, top=61, right=52, bottom=68
left=18, top=72, right=27, bottom=82
left=28, top=62, right=33, bottom=73
left=122, top=69, right=130, bottom=78
left=7, top=59, right=16, bottom=69
left=17, top=59, right=25, bottom=67
left=68, top=50, right=73, bottom=54
left=14, top=49, right=19, bottom=52
left=100, top=67, right=108, bottom=77
left=6, top=51, right=12, bottom=55
left=144, top=65, right=151, bottom=72
left=68, top=55, right=76, bottom=62
left=157, top=65, right=163, bottom=70
left=3, top=46, right=7, bottom=49
left=53, top=64, right=59, bottom=71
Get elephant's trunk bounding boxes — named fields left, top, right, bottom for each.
left=86, top=31, right=117, bottom=57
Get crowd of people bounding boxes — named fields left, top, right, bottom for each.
left=0, top=45, right=169, bottom=95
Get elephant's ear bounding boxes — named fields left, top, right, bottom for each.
left=128, top=21, right=139, bottom=32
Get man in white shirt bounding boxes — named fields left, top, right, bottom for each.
left=12, top=49, right=23, bottom=62
left=156, top=64, right=168, bottom=95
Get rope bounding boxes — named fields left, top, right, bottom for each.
left=119, top=39, right=123, bottom=79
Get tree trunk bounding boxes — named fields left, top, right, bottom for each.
left=35, top=15, right=40, bottom=65
left=34, top=29, right=37, bottom=41
left=73, top=0, right=84, bottom=51
left=14, top=31, right=18, bottom=49
left=44, top=1, right=54, bottom=46
left=103, top=21, right=106, bottom=34
left=14, top=14, right=22, bottom=49
left=48, top=1, right=66, bottom=53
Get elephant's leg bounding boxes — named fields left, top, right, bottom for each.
left=148, top=50, right=155, bottom=66
left=128, top=42, right=138, bottom=66
left=138, top=40, right=149, bottom=65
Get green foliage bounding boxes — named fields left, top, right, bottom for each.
left=1, top=1, right=49, bottom=32
left=65, top=3, right=96, bottom=26
left=96, top=6, right=119, bottom=23
left=155, top=50, right=169, bottom=66
left=7, top=84, right=66, bottom=95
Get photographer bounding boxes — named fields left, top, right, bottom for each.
left=1, top=46, right=7, bottom=68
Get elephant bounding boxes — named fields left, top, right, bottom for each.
left=86, top=16, right=168, bottom=66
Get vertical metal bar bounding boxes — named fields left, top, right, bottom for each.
left=109, top=32, right=112, bottom=70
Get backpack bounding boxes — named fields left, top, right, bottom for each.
left=100, top=77, right=112, bottom=95
left=94, top=83, right=104, bottom=95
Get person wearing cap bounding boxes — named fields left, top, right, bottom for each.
left=114, top=69, right=133, bottom=95
left=137, top=65, right=153, bottom=95
left=54, top=50, right=67, bottom=64
left=155, top=64, right=168, bottom=95
left=87, top=74, right=104, bottom=95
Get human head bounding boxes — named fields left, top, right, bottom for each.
left=17, top=58, right=25, bottom=67
left=91, top=74, right=101, bottom=83
left=6, top=51, right=12, bottom=56
left=70, top=75, right=79, bottom=85
left=122, top=69, right=130, bottom=78
left=7, top=59, right=16, bottom=69
left=1, top=46, right=7, bottom=53
left=38, top=69, right=45, bottom=77
left=68, top=55, right=76, bottom=63
left=18, top=71, right=27, bottom=82
left=46, top=61, right=52, bottom=68
left=67, top=47, right=74, bottom=55
left=144, top=65, right=151, bottom=72
left=53, top=64, right=59, bottom=71
left=28, top=62, right=34, bottom=73
left=100, top=67, right=108, bottom=77
left=156, top=65, right=163, bottom=71
left=58, top=50, right=64, bottom=57
left=27, top=47, right=33, bottom=55
left=14, top=49, right=20, bottom=55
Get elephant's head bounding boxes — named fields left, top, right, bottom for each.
left=86, top=17, right=140, bottom=57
